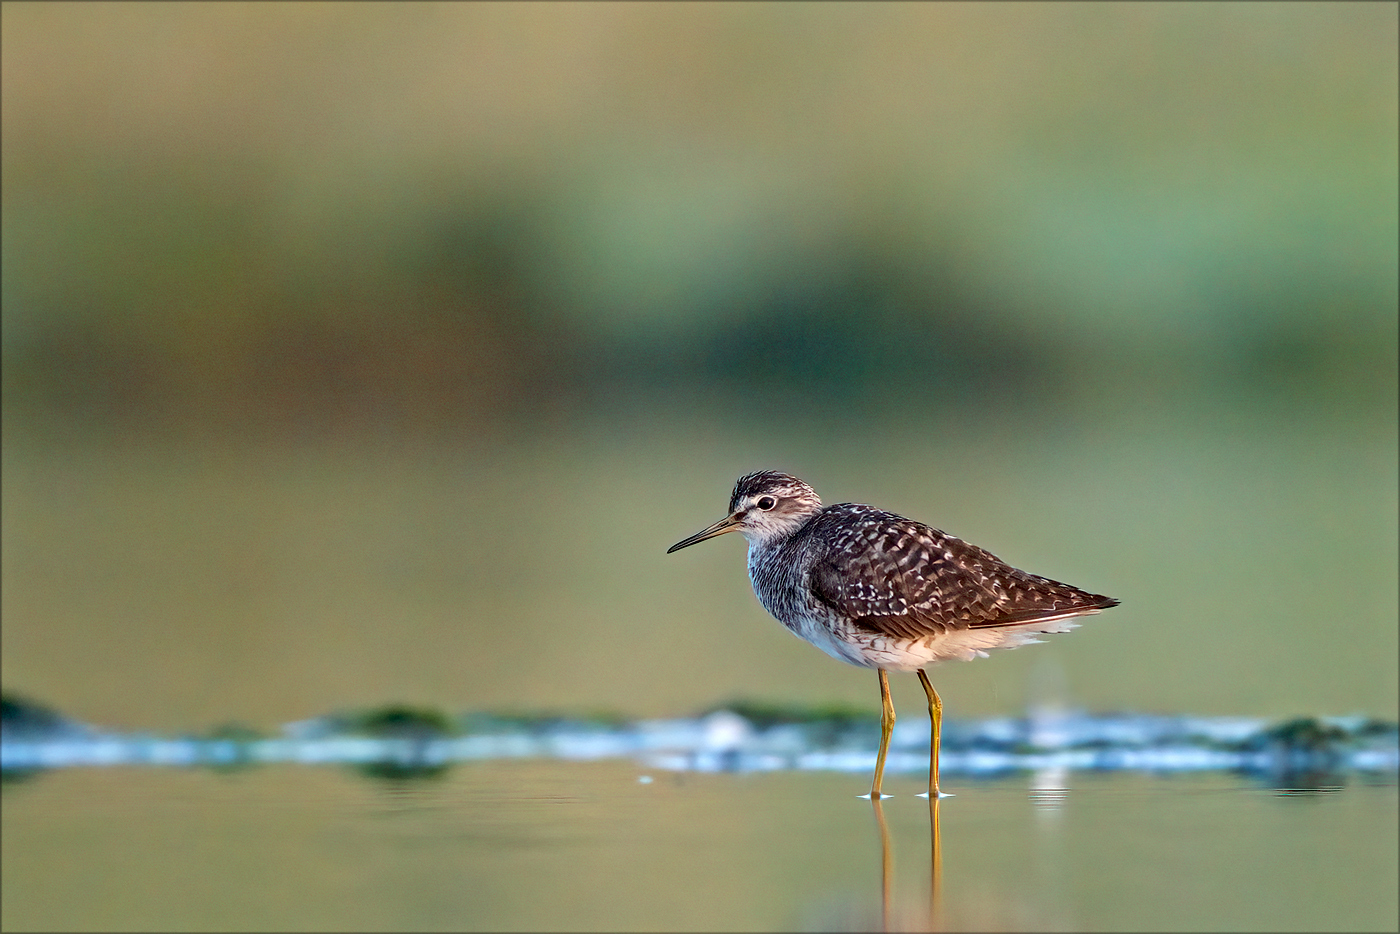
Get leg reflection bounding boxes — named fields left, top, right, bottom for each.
left=867, top=791, right=945, bottom=932
left=871, top=796, right=893, bottom=932
left=928, top=793, right=943, bottom=931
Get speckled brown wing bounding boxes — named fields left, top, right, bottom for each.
left=807, top=504, right=1118, bottom=641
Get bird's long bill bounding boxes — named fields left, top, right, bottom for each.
left=666, top=513, right=741, bottom=553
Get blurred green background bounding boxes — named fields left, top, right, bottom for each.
left=3, top=2, right=1396, bottom=732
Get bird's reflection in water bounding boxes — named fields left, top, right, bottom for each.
left=867, top=794, right=943, bottom=932
left=927, top=795, right=943, bottom=930
left=871, top=798, right=893, bottom=930
left=808, top=789, right=1074, bottom=931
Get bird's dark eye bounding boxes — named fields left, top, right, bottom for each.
left=756, top=496, right=777, bottom=511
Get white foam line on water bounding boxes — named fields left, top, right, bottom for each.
left=3, top=714, right=1396, bottom=776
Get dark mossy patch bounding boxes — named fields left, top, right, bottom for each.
left=313, top=705, right=461, bottom=781
left=707, top=699, right=878, bottom=730
left=459, top=709, right=631, bottom=735
left=335, top=705, right=458, bottom=739
left=351, top=761, right=453, bottom=782
left=198, top=723, right=266, bottom=772
left=1238, top=717, right=1349, bottom=754
left=1352, top=719, right=1400, bottom=742
left=203, top=722, right=265, bottom=742
left=1, top=693, right=80, bottom=740
left=1, top=765, right=45, bottom=785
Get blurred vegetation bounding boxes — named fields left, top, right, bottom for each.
left=2, top=3, right=1394, bottom=444
left=336, top=703, right=458, bottom=738
left=0, top=691, right=76, bottom=739
left=708, top=698, right=877, bottom=730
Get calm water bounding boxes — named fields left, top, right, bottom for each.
left=2, top=763, right=1396, bottom=932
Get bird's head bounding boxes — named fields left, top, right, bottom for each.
left=667, top=471, right=823, bottom=552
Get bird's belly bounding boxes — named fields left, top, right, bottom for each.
left=757, top=590, right=1082, bottom=672
left=753, top=595, right=914, bottom=671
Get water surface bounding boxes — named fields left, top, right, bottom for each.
left=3, top=763, right=1395, bottom=931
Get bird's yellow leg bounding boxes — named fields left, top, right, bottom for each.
left=872, top=669, right=895, bottom=798
left=916, top=668, right=943, bottom=798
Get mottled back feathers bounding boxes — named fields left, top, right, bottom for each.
left=806, top=503, right=1118, bottom=640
